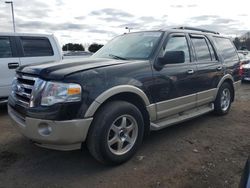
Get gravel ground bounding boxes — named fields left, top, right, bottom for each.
left=0, top=83, right=250, bottom=188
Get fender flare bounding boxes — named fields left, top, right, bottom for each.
left=84, top=85, right=151, bottom=118
left=216, top=74, right=234, bottom=89
left=215, top=74, right=235, bottom=100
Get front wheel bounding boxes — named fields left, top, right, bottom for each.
left=214, top=82, right=233, bottom=115
left=87, top=101, right=144, bottom=165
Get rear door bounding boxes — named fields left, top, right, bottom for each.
left=152, top=33, right=197, bottom=120
left=213, top=37, right=240, bottom=82
left=189, top=34, right=223, bottom=106
left=17, top=36, right=56, bottom=66
left=0, top=36, right=20, bottom=98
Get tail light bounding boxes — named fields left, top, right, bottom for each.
left=239, top=63, right=243, bottom=77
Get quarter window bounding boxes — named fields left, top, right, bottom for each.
left=163, top=36, right=190, bottom=62
left=213, top=37, right=238, bottom=62
left=20, top=37, right=54, bottom=57
left=191, top=37, right=211, bottom=61
left=0, top=37, right=12, bottom=58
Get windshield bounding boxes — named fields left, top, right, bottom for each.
left=92, top=31, right=163, bottom=60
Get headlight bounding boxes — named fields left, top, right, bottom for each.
left=41, top=82, right=82, bottom=106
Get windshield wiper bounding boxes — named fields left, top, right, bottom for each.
left=109, top=54, right=127, bottom=60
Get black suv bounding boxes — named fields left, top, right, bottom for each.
left=8, top=27, right=241, bottom=165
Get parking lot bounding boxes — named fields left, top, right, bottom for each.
left=0, top=83, right=249, bottom=188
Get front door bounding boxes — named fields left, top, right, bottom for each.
left=0, top=36, right=20, bottom=98
left=152, top=33, right=197, bottom=120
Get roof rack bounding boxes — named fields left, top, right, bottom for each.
left=173, top=26, right=220, bottom=35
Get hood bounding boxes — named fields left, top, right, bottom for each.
left=17, top=57, right=129, bottom=80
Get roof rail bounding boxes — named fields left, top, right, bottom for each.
left=173, top=26, right=220, bottom=35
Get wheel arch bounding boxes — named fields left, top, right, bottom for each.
left=216, top=74, right=235, bottom=101
left=84, top=85, right=155, bottom=136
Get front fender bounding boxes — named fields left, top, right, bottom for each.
left=84, top=85, right=151, bottom=118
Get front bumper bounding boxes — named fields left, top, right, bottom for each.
left=8, top=105, right=93, bottom=151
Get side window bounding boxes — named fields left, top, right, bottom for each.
left=191, top=37, right=211, bottom=61
left=20, top=37, right=54, bottom=57
left=213, top=37, right=238, bottom=62
left=0, top=37, right=12, bottom=58
left=162, top=36, right=190, bottom=62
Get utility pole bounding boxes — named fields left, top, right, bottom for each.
left=5, top=1, right=16, bottom=32
left=125, top=27, right=132, bottom=33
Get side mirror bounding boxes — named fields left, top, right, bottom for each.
left=158, top=51, right=185, bottom=65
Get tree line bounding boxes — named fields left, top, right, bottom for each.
left=62, top=43, right=104, bottom=53
left=63, top=38, right=250, bottom=53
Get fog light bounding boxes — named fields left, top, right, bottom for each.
left=38, top=123, right=52, bottom=136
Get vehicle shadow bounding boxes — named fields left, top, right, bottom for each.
left=241, top=80, right=250, bottom=85
left=143, top=113, right=213, bottom=146
left=0, top=112, right=225, bottom=188
left=2, top=114, right=213, bottom=175
left=0, top=140, right=115, bottom=186
left=0, top=104, right=8, bottom=116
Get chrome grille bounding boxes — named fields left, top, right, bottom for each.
left=14, top=73, right=37, bottom=107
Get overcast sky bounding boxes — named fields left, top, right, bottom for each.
left=1, top=0, right=250, bottom=46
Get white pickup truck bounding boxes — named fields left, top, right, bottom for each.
left=0, top=33, right=63, bottom=104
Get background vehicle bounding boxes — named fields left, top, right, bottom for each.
left=0, top=32, right=62, bottom=104
left=238, top=51, right=250, bottom=82
left=238, top=51, right=250, bottom=64
left=238, top=50, right=249, bottom=56
left=239, top=53, right=247, bottom=62
left=8, top=27, right=241, bottom=165
left=241, top=63, right=250, bottom=82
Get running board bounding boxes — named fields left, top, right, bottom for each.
left=150, top=104, right=214, bottom=131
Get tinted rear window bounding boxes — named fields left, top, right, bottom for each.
left=0, top=37, right=12, bottom=58
left=213, top=37, right=238, bottom=62
left=20, top=37, right=54, bottom=57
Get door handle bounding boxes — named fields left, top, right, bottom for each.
left=217, top=66, right=223, bottom=71
left=8, top=62, right=19, bottom=69
left=187, top=69, right=194, bottom=74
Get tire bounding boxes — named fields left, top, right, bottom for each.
left=87, top=100, right=144, bottom=165
left=214, top=82, right=233, bottom=115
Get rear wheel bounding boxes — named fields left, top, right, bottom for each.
left=87, top=101, right=144, bottom=165
left=214, top=82, right=233, bottom=115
